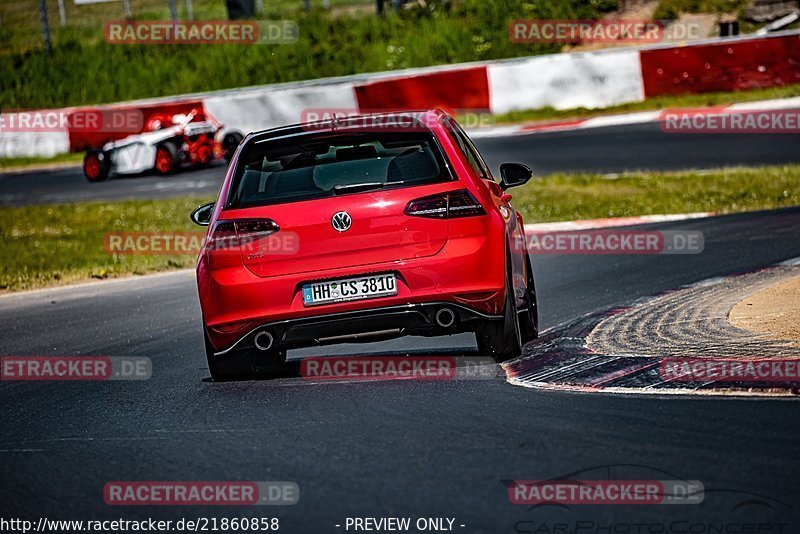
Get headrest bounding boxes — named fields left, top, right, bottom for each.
left=336, top=145, right=378, bottom=162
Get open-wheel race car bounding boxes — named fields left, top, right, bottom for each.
left=82, top=109, right=243, bottom=182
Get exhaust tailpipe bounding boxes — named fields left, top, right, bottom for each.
left=435, top=308, right=456, bottom=328
left=253, top=331, right=274, bottom=351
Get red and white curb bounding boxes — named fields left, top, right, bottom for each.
left=469, top=96, right=800, bottom=138
left=504, top=257, right=800, bottom=396
left=523, top=212, right=714, bottom=234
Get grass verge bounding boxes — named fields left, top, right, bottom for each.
left=1, top=0, right=609, bottom=109
left=0, top=152, right=83, bottom=171
left=1, top=164, right=798, bottom=292
left=653, top=0, right=749, bottom=20
left=0, top=196, right=211, bottom=292
left=512, top=165, right=800, bottom=222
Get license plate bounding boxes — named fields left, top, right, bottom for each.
left=302, top=274, right=397, bottom=306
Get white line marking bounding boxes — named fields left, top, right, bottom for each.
left=467, top=97, right=800, bottom=137
left=579, top=111, right=662, bottom=128
left=0, top=269, right=195, bottom=300
left=524, top=212, right=713, bottom=233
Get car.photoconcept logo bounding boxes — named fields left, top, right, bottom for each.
left=331, top=211, right=352, bottom=232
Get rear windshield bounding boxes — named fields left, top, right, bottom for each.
left=226, top=131, right=452, bottom=209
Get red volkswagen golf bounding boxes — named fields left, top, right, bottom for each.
left=191, top=110, right=538, bottom=380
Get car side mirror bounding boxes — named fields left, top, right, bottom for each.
left=190, top=202, right=215, bottom=226
left=499, top=163, right=533, bottom=190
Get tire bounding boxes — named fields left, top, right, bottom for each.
left=204, top=329, right=298, bottom=382
left=83, top=150, right=109, bottom=182
left=519, top=252, right=539, bottom=344
left=204, top=330, right=253, bottom=382
left=194, top=142, right=213, bottom=168
left=154, top=142, right=180, bottom=175
left=475, top=253, right=523, bottom=362
left=222, top=132, right=244, bottom=162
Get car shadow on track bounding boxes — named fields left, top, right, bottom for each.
left=202, top=332, right=513, bottom=385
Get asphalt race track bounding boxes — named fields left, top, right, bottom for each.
left=1, top=207, right=800, bottom=529
left=3, top=121, right=800, bottom=205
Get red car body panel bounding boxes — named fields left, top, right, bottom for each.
left=197, top=110, right=530, bottom=353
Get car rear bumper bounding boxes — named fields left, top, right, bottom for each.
left=199, top=227, right=507, bottom=353
left=211, top=301, right=503, bottom=357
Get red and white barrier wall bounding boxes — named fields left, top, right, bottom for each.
left=203, top=82, right=358, bottom=136
left=2, top=31, right=798, bottom=159
left=0, top=110, right=71, bottom=159
left=487, top=48, right=644, bottom=113
left=641, top=32, right=800, bottom=96
left=355, top=66, right=491, bottom=112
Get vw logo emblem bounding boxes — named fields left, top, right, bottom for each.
left=331, top=211, right=352, bottom=232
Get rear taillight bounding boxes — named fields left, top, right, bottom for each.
left=207, top=221, right=238, bottom=252
left=235, top=220, right=280, bottom=252
left=447, top=189, right=487, bottom=218
left=404, top=189, right=486, bottom=219
left=205, top=219, right=279, bottom=269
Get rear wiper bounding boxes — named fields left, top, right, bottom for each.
left=333, top=182, right=386, bottom=195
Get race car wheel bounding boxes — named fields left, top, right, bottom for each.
left=83, top=150, right=109, bottom=182
left=154, top=142, right=180, bottom=175
left=194, top=143, right=213, bottom=167
left=475, top=253, right=524, bottom=362
left=222, top=132, right=244, bottom=162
